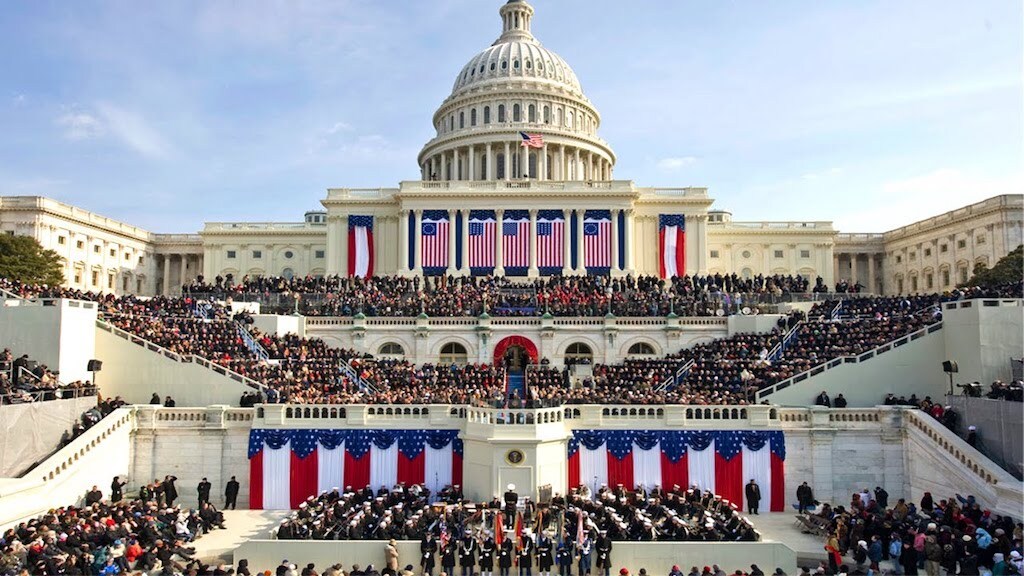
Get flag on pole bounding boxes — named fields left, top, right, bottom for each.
left=348, top=215, right=374, bottom=278
left=520, top=132, right=544, bottom=149
left=659, top=214, right=686, bottom=279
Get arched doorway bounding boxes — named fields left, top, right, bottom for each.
left=493, top=336, right=538, bottom=370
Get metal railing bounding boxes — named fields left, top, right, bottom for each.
left=655, top=359, right=694, bottom=393
left=756, top=321, right=945, bottom=399
left=0, top=385, right=98, bottom=404
left=237, top=324, right=270, bottom=361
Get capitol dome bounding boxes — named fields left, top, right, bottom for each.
left=417, top=0, right=615, bottom=183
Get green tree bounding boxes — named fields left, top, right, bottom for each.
left=965, top=244, right=1022, bottom=288
left=0, top=235, right=65, bottom=286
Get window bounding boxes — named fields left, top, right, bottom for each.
left=925, top=274, right=933, bottom=289
left=959, top=267, right=969, bottom=283
left=76, top=240, right=84, bottom=249
left=108, top=273, right=114, bottom=289
left=564, top=342, right=593, bottom=362
left=439, top=342, right=468, bottom=365
left=896, top=255, right=902, bottom=264
left=741, top=250, right=751, bottom=259
left=627, top=342, right=656, bottom=356
left=528, top=104, right=536, bottom=122
left=941, top=270, right=950, bottom=287
left=909, top=252, right=916, bottom=261
left=124, top=252, right=131, bottom=261
left=710, top=250, right=720, bottom=259
left=800, top=250, right=811, bottom=259
left=138, top=256, right=145, bottom=265
left=977, top=235, right=986, bottom=245
left=378, top=342, right=405, bottom=357
left=897, top=279, right=904, bottom=293
left=109, top=248, right=116, bottom=257
left=284, top=251, right=294, bottom=259
left=543, top=106, right=550, bottom=124
left=58, top=236, right=66, bottom=245
left=774, top=250, right=784, bottom=259
left=253, top=250, right=262, bottom=259
left=315, top=250, right=325, bottom=259
left=470, top=109, right=477, bottom=126
left=484, top=106, right=491, bottom=124
left=91, top=270, right=99, bottom=286
left=911, top=277, right=918, bottom=292
left=282, top=267, right=294, bottom=280
left=459, top=112, right=464, bottom=129
left=501, top=60, right=507, bottom=70
left=498, top=105, right=506, bottom=123
left=74, top=271, right=82, bottom=284
left=513, top=59, right=520, bottom=69
left=513, top=104, right=521, bottom=122
left=940, top=244, right=948, bottom=253
left=957, top=239, right=966, bottom=249
left=924, top=248, right=931, bottom=257
left=136, top=278, right=143, bottom=293
left=227, top=251, right=237, bottom=259
left=93, top=245, right=101, bottom=253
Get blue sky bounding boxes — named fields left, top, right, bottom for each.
left=1, top=0, right=1020, bottom=233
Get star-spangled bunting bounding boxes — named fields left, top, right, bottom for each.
left=566, top=430, right=784, bottom=462
left=248, top=429, right=461, bottom=460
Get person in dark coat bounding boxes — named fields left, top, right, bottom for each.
left=110, top=476, right=127, bottom=503
left=833, top=394, right=848, bottom=408
left=595, top=531, right=612, bottom=576
left=518, top=534, right=534, bottom=576
left=197, top=477, right=212, bottom=506
left=85, top=485, right=103, bottom=505
left=815, top=391, right=831, bottom=407
left=225, top=476, right=240, bottom=509
left=163, top=396, right=176, bottom=407
left=162, top=475, right=179, bottom=506
left=441, top=541, right=457, bottom=576
left=479, top=535, right=496, bottom=576
left=498, top=537, right=514, bottom=576
left=458, top=533, right=476, bottom=576
left=745, top=480, right=762, bottom=514
left=536, top=532, right=554, bottom=576
left=420, top=533, right=438, bottom=576
left=150, top=393, right=161, bottom=405
left=555, top=542, right=573, bottom=576
left=796, top=482, right=814, bottom=513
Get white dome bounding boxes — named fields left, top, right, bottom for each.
left=452, top=40, right=583, bottom=98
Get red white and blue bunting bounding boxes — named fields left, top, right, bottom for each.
left=568, top=430, right=786, bottom=512
left=248, top=429, right=463, bottom=510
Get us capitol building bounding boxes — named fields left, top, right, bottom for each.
left=1, top=0, right=1021, bottom=297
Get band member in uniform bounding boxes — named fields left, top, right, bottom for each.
left=577, top=532, right=592, bottom=576
left=459, top=531, right=477, bottom=576
left=421, top=532, right=438, bottom=576
left=479, top=532, right=496, bottom=576
left=595, top=530, right=612, bottom=576
left=556, top=541, right=573, bottom=576
left=504, top=484, right=519, bottom=528
left=535, top=531, right=554, bottom=576
left=499, top=534, right=514, bottom=576
left=441, top=539, right=458, bottom=576
left=518, top=531, right=534, bottom=576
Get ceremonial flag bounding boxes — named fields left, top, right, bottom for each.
left=520, top=132, right=544, bottom=149
left=421, top=212, right=450, bottom=269
left=503, top=213, right=530, bottom=268
left=658, top=214, right=686, bottom=279
left=583, top=212, right=611, bottom=269
left=536, top=210, right=565, bottom=269
left=248, top=429, right=463, bottom=510
left=348, top=215, right=374, bottom=278
left=468, top=211, right=496, bottom=269
left=567, top=430, right=785, bottom=512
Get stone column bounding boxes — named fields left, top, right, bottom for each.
left=485, top=143, right=493, bottom=180
left=447, top=209, right=458, bottom=275
left=574, top=149, right=581, bottom=181
left=454, top=149, right=461, bottom=181
left=398, top=210, right=410, bottom=274
left=503, top=142, right=511, bottom=181
left=610, top=209, right=620, bottom=273
left=340, top=215, right=350, bottom=276
left=868, top=255, right=876, bottom=294
left=562, top=209, right=573, bottom=276
left=575, top=209, right=586, bottom=271
left=521, top=145, right=529, bottom=179
left=540, top=145, right=547, bottom=181
left=413, top=209, right=423, bottom=274
left=162, top=255, right=170, bottom=296
left=460, top=210, right=471, bottom=275
left=833, top=254, right=841, bottom=286
left=179, top=255, right=188, bottom=288
left=468, top=146, right=476, bottom=181
left=326, top=215, right=342, bottom=275
left=558, top=145, right=566, bottom=181
left=624, top=209, right=635, bottom=273
left=495, top=209, right=505, bottom=276
left=587, top=153, right=594, bottom=181
left=528, top=209, right=539, bottom=277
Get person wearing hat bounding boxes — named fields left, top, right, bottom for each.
left=498, top=532, right=515, bottom=576
left=458, top=530, right=477, bottom=576
left=518, top=530, right=535, bottom=576
left=110, top=476, right=127, bottom=503
left=595, top=530, right=612, bottom=576
left=967, top=425, right=978, bottom=447
left=504, top=484, right=519, bottom=528
left=745, top=479, right=761, bottom=515
left=480, top=531, right=496, bottom=576
left=577, top=530, right=593, bottom=576
left=536, top=531, right=554, bottom=576
left=420, top=532, right=438, bottom=576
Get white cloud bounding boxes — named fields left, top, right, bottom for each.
left=835, top=168, right=1024, bottom=232
left=801, top=167, right=843, bottom=181
left=656, top=156, right=698, bottom=171
left=56, top=112, right=103, bottom=140
left=95, top=103, right=170, bottom=159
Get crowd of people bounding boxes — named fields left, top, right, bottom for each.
left=0, top=476, right=227, bottom=575
left=808, top=490, right=1022, bottom=576
left=0, top=349, right=95, bottom=405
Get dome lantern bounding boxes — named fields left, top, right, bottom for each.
left=498, top=0, right=535, bottom=42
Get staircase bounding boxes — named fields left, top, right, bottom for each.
left=340, top=361, right=375, bottom=394
left=655, top=359, right=694, bottom=393
left=237, top=324, right=270, bottom=362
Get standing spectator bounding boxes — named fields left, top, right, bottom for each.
left=815, top=391, right=831, bottom=407
left=163, top=475, right=179, bottom=506
left=833, top=394, right=848, bottom=408
left=85, top=485, right=103, bottom=505
left=197, top=477, right=212, bottom=506
left=796, top=482, right=814, bottom=514
left=745, top=479, right=761, bottom=515
left=150, top=392, right=161, bottom=405
left=110, top=476, right=127, bottom=503
left=966, top=425, right=978, bottom=447
left=225, top=476, right=240, bottom=509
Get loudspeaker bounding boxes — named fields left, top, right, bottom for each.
left=942, top=360, right=958, bottom=373
left=87, top=359, right=103, bottom=372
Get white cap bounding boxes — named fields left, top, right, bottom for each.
left=507, top=484, right=516, bottom=491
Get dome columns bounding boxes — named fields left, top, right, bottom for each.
left=422, top=140, right=613, bottom=183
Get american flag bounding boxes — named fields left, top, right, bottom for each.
left=503, top=217, right=530, bottom=268
left=537, top=212, right=564, bottom=269
left=468, top=213, right=496, bottom=269
left=421, top=215, right=449, bottom=269
left=583, top=215, right=611, bottom=268
left=520, top=132, right=544, bottom=149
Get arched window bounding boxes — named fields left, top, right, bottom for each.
left=483, top=106, right=491, bottom=124
left=513, top=104, right=521, bottom=122
left=378, top=342, right=405, bottom=357
left=439, top=342, right=468, bottom=365
left=567, top=111, right=574, bottom=129
left=528, top=104, right=536, bottom=123
left=282, top=268, right=294, bottom=280
left=564, top=342, right=593, bottom=362
left=498, top=105, right=506, bottom=123
left=459, top=112, right=465, bottom=129
left=543, top=106, right=550, bottom=124
left=470, top=109, right=477, bottom=126
left=496, top=154, right=505, bottom=179
left=628, top=342, right=656, bottom=356
left=556, top=108, right=562, bottom=126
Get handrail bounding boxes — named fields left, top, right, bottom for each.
left=340, top=360, right=375, bottom=394
left=756, top=320, right=944, bottom=399
left=656, top=359, right=694, bottom=393
left=830, top=300, right=843, bottom=320
left=238, top=324, right=270, bottom=361
left=0, top=385, right=98, bottom=404
left=95, top=319, right=270, bottom=393
left=902, top=409, right=1018, bottom=488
